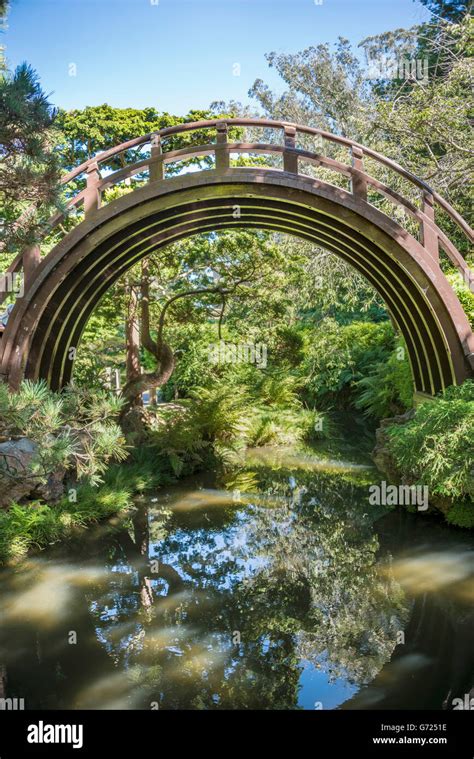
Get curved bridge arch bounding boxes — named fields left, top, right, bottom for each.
left=0, top=118, right=473, bottom=395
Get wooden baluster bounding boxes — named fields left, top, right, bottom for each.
left=84, top=162, right=101, bottom=219
left=149, top=134, right=164, bottom=182
left=422, top=192, right=439, bottom=261
left=215, top=122, right=229, bottom=172
left=283, top=126, right=298, bottom=174
left=22, top=244, right=41, bottom=293
left=351, top=146, right=367, bottom=201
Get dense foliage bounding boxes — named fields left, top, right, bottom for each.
left=0, top=54, right=61, bottom=250
left=0, top=381, right=128, bottom=487
left=386, top=382, right=474, bottom=527
left=0, top=0, right=472, bottom=550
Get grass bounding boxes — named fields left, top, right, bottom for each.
left=0, top=449, right=166, bottom=565
left=0, top=484, right=133, bottom=565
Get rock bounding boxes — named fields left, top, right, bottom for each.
left=0, top=438, right=39, bottom=507
left=372, top=409, right=416, bottom=481
left=0, top=437, right=65, bottom=508
left=34, top=467, right=67, bottom=504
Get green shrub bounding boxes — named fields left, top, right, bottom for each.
left=302, top=319, right=395, bottom=408
left=0, top=381, right=128, bottom=492
left=246, top=413, right=281, bottom=446
left=145, top=386, right=250, bottom=477
left=0, top=480, right=135, bottom=565
left=386, top=382, right=474, bottom=512
left=447, top=272, right=474, bottom=328
left=354, top=340, right=414, bottom=419
left=446, top=500, right=474, bottom=529
left=187, top=385, right=251, bottom=443
left=159, top=322, right=222, bottom=400
left=250, top=372, right=302, bottom=408
left=245, top=407, right=319, bottom=447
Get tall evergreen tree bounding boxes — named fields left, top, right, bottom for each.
left=0, top=1, right=60, bottom=252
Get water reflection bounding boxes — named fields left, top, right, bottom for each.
left=0, top=443, right=472, bottom=710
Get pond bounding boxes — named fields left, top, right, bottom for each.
left=0, top=430, right=473, bottom=710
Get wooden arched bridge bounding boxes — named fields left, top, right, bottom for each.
left=0, top=118, right=473, bottom=396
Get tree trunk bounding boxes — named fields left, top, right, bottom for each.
left=125, top=284, right=143, bottom=409
left=122, top=257, right=238, bottom=410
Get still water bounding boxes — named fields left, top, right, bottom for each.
left=0, top=436, right=473, bottom=710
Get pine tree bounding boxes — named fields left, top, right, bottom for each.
left=0, top=2, right=61, bottom=252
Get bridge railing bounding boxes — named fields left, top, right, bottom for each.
left=1, top=118, right=472, bottom=309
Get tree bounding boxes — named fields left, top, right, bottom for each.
left=0, top=0, right=8, bottom=29
left=360, top=15, right=473, bottom=255
left=248, top=11, right=473, bottom=266
left=418, top=0, right=472, bottom=22
left=0, top=2, right=61, bottom=252
left=122, top=230, right=296, bottom=407
left=248, top=39, right=387, bottom=327
left=249, top=37, right=371, bottom=140
left=56, top=103, right=242, bottom=176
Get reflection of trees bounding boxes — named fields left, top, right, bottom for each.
left=232, top=466, right=409, bottom=685
left=87, top=467, right=409, bottom=708
left=92, top=498, right=303, bottom=709
left=342, top=510, right=474, bottom=709
left=1, top=470, right=472, bottom=709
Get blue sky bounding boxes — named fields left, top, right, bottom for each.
left=3, top=0, right=431, bottom=114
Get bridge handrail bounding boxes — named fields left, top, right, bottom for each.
left=58, top=118, right=473, bottom=243
left=1, top=118, right=472, bottom=306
